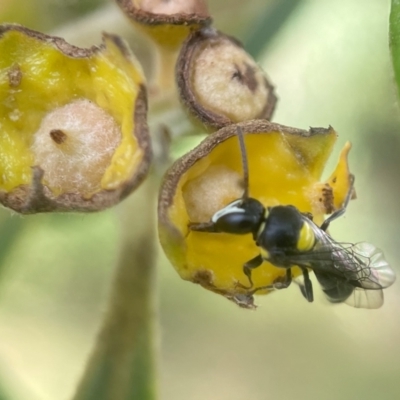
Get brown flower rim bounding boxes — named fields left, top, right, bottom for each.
left=116, top=0, right=212, bottom=26
left=176, top=28, right=278, bottom=130
left=0, top=24, right=152, bottom=213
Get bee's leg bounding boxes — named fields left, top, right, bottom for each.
left=298, top=268, right=314, bottom=302
left=188, top=221, right=217, bottom=232
left=249, top=268, right=292, bottom=295
left=302, top=212, right=314, bottom=221
left=320, top=174, right=355, bottom=232
left=320, top=208, right=345, bottom=232
left=235, top=254, right=263, bottom=289
left=273, top=268, right=292, bottom=290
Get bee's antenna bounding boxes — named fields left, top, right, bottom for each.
left=236, top=126, right=249, bottom=199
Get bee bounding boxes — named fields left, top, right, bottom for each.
left=189, top=127, right=396, bottom=308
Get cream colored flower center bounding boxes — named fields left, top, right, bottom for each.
left=31, top=99, right=121, bottom=194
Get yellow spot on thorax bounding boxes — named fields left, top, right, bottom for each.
left=296, top=221, right=315, bottom=252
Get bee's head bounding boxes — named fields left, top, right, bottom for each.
left=211, top=197, right=265, bottom=235
left=259, top=205, right=315, bottom=256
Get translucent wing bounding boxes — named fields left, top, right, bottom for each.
left=304, top=229, right=395, bottom=289
left=344, top=287, right=384, bottom=309
left=343, top=242, right=396, bottom=309
left=285, top=226, right=395, bottom=308
left=349, top=242, right=396, bottom=289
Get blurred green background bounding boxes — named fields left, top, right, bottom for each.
left=1, top=0, right=400, bottom=399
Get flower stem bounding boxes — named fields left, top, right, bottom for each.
left=72, top=177, right=158, bottom=400
left=153, top=45, right=178, bottom=93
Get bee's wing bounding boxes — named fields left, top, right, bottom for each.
left=342, top=242, right=396, bottom=309
left=309, top=229, right=395, bottom=290
left=349, top=242, right=396, bottom=289
left=317, top=236, right=396, bottom=309
left=344, top=287, right=384, bottom=309
left=289, top=228, right=396, bottom=308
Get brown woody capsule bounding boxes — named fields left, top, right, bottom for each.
left=116, top=0, right=212, bottom=50
left=176, top=28, right=278, bottom=130
left=0, top=24, right=151, bottom=214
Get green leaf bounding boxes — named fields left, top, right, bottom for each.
left=390, top=0, right=400, bottom=98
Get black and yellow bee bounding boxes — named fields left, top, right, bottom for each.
left=189, top=128, right=395, bottom=308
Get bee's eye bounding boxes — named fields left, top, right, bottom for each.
left=214, top=211, right=258, bottom=234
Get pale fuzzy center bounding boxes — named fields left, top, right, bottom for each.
left=193, top=42, right=270, bottom=121
left=183, top=165, right=243, bottom=222
left=139, top=0, right=208, bottom=15
left=31, top=99, right=121, bottom=194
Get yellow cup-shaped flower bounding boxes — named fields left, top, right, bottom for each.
left=0, top=24, right=151, bottom=213
left=158, top=120, right=353, bottom=308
